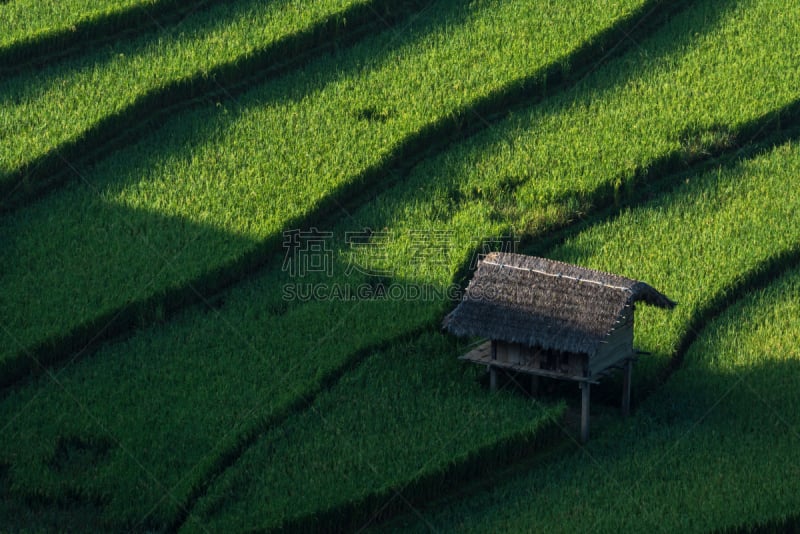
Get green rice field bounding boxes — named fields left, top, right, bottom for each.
left=1, top=0, right=799, bottom=531
left=1, top=0, right=160, bottom=47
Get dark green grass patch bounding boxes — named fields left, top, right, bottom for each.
left=1, top=1, right=799, bottom=531
left=0, top=0, right=160, bottom=49
left=0, top=0, right=379, bottom=185
left=184, top=332, right=563, bottom=532
left=0, top=286, right=444, bottom=529
left=380, top=145, right=800, bottom=532
left=0, top=0, right=651, bottom=382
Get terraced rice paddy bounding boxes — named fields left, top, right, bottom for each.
left=392, top=238, right=800, bottom=533
left=2, top=0, right=656, bottom=383
left=1, top=0, right=799, bottom=531
left=1, top=0, right=161, bottom=48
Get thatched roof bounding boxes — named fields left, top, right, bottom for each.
left=443, top=252, right=676, bottom=357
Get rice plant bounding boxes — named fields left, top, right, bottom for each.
left=0, top=0, right=159, bottom=48
left=0, top=0, right=649, bottom=379
left=1, top=0, right=799, bottom=531
left=392, top=245, right=800, bottom=533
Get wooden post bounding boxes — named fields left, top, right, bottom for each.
left=621, top=358, right=633, bottom=417
left=490, top=340, right=498, bottom=392
left=580, top=382, right=590, bottom=443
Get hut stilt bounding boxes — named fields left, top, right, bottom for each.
left=621, top=358, right=633, bottom=417
left=580, top=382, right=591, bottom=443
left=490, top=340, right=498, bottom=392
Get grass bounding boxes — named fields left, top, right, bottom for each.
left=0, top=0, right=651, bottom=381
left=0, top=0, right=159, bottom=48
left=0, top=281, right=449, bottom=528
left=184, top=332, right=563, bottom=532
left=390, top=231, right=800, bottom=533
left=2, top=0, right=800, bottom=531
left=0, top=0, right=376, bottom=180
left=448, top=0, right=799, bottom=238
left=7, top=0, right=800, bottom=384
left=4, top=2, right=800, bottom=526
left=184, top=83, right=800, bottom=534
left=0, top=0, right=667, bottom=525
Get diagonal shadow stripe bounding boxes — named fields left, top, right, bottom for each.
left=0, top=0, right=711, bottom=392
left=287, top=142, right=800, bottom=534
left=169, top=88, right=800, bottom=534
left=165, top=322, right=438, bottom=532
left=0, top=0, right=432, bottom=213
left=0, top=0, right=221, bottom=73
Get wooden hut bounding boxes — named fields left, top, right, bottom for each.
left=443, top=252, right=675, bottom=442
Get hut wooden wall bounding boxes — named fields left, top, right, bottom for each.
left=496, top=341, right=586, bottom=377
left=589, top=315, right=634, bottom=376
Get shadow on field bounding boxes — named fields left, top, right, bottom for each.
left=2, top=1, right=789, bottom=531
left=0, top=0, right=288, bottom=102
left=0, top=0, right=441, bottom=105
left=173, top=2, right=800, bottom=529
left=0, top=199, right=257, bottom=387
left=189, top=112, right=800, bottom=533
left=0, top=0, right=438, bottom=210
left=0, top=0, right=223, bottom=72
left=372, top=352, right=800, bottom=533
left=364, top=0, right=748, bottom=240
left=0, top=0, right=473, bottom=386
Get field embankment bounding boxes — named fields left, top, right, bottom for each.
left=2, top=0, right=799, bottom=531
left=0, top=0, right=429, bottom=210
left=1, top=0, right=662, bottom=386
left=386, top=160, right=800, bottom=530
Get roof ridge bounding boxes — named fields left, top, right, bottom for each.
left=488, top=251, right=636, bottom=281
left=480, top=259, right=635, bottom=293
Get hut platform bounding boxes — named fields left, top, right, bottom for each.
left=458, top=341, right=599, bottom=383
